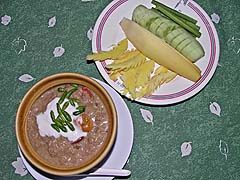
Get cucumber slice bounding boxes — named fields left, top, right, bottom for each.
left=188, top=47, right=205, bottom=62
left=155, top=21, right=177, bottom=39
left=176, top=38, right=192, bottom=52
left=170, top=30, right=191, bottom=48
left=138, top=13, right=159, bottom=27
left=133, top=5, right=159, bottom=27
left=133, top=5, right=178, bottom=38
left=155, top=22, right=168, bottom=38
left=181, top=42, right=204, bottom=62
left=149, top=18, right=171, bottom=34
left=165, top=28, right=185, bottom=45
left=145, top=17, right=159, bottom=30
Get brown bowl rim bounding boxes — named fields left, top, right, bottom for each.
left=15, top=72, right=117, bottom=176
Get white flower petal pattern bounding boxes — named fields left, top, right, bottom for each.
left=211, top=13, right=220, bottom=24
left=48, top=16, right=56, bottom=27
left=209, top=102, right=221, bottom=117
left=18, top=74, right=35, bottom=83
left=12, top=157, right=28, bottom=176
left=1, top=15, right=12, bottom=25
left=140, top=108, right=153, bottom=125
left=181, top=142, right=192, bottom=157
left=53, top=45, right=65, bottom=57
left=87, top=27, right=93, bottom=40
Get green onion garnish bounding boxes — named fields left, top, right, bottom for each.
left=50, top=84, right=84, bottom=133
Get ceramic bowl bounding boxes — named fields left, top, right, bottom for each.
left=15, top=72, right=117, bottom=176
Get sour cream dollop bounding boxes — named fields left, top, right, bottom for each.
left=36, top=97, right=87, bottom=142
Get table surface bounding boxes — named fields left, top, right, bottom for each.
left=1, top=0, right=240, bottom=179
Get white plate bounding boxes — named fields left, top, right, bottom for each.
left=92, top=0, right=220, bottom=105
left=18, top=79, right=134, bottom=180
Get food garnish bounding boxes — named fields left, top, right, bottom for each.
left=86, top=38, right=128, bottom=61
left=81, top=113, right=93, bottom=132
left=50, top=84, right=88, bottom=133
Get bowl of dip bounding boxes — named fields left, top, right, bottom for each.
left=15, top=72, right=117, bottom=176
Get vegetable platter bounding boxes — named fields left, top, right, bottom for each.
left=90, top=0, right=220, bottom=105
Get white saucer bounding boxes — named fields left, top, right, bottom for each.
left=18, top=79, right=134, bottom=180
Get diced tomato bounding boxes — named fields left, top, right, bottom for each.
left=81, top=87, right=93, bottom=98
left=71, top=137, right=84, bottom=144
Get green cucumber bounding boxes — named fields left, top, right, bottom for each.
left=132, top=5, right=159, bottom=27
left=181, top=42, right=205, bottom=62
left=132, top=5, right=205, bottom=62
left=189, top=48, right=205, bottom=61
left=155, top=21, right=178, bottom=39
left=165, top=28, right=185, bottom=45
left=155, top=22, right=170, bottom=38
left=149, top=18, right=170, bottom=34
left=145, top=17, right=159, bottom=29
left=170, top=30, right=191, bottom=48
left=176, top=38, right=192, bottom=52
left=173, top=29, right=205, bottom=62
